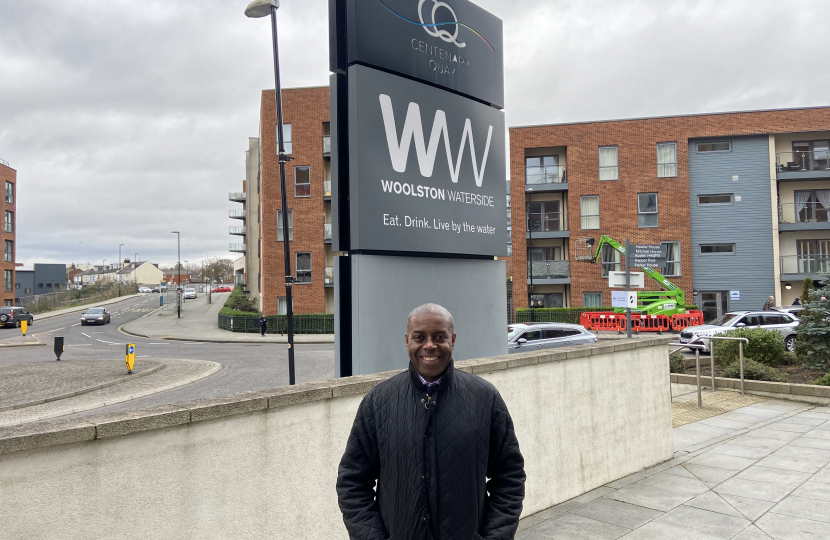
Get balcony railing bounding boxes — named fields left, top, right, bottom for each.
left=323, top=136, right=331, bottom=155
left=777, top=151, right=830, bottom=172
left=229, top=192, right=246, bottom=202
left=780, top=255, right=830, bottom=275
left=324, top=179, right=331, bottom=197
left=229, top=210, right=246, bottom=220
left=324, top=266, right=334, bottom=284
left=779, top=202, right=830, bottom=224
left=229, top=226, right=246, bottom=236
left=324, top=223, right=332, bottom=240
left=526, top=165, right=566, bottom=185
left=229, top=244, right=246, bottom=253
left=528, top=260, right=570, bottom=280
left=527, top=211, right=568, bottom=232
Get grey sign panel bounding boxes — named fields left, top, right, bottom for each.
left=331, top=0, right=504, bottom=108
left=630, top=244, right=667, bottom=267
left=348, top=65, right=507, bottom=257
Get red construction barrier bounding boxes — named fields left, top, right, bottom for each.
left=670, top=311, right=704, bottom=331
left=633, top=314, right=671, bottom=333
left=581, top=312, right=627, bottom=331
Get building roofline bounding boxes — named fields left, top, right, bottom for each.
left=509, top=104, right=830, bottom=130
left=261, top=84, right=328, bottom=93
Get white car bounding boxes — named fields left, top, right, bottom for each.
left=679, top=311, right=799, bottom=352
left=138, top=287, right=152, bottom=293
left=183, top=288, right=197, bottom=299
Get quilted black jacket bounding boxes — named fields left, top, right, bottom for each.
left=336, top=362, right=525, bottom=540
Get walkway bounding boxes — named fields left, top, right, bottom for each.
left=120, top=293, right=334, bottom=344
left=517, top=395, right=830, bottom=539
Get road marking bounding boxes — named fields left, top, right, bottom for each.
left=68, top=344, right=92, bottom=347
left=81, top=333, right=91, bottom=338
left=96, top=339, right=124, bottom=345
left=71, top=323, right=81, bottom=326
left=147, top=343, right=172, bottom=345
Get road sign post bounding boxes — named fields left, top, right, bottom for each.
left=20, top=320, right=27, bottom=336
left=125, top=343, right=136, bottom=374
left=625, top=239, right=632, bottom=338
left=54, top=336, right=64, bottom=361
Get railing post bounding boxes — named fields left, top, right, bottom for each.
left=739, top=341, right=745, bottom=395
left=710, top=340, right=716, bottom=391
left=696, top=348, right=702, bottom=407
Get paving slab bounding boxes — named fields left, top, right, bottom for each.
left=753, top=454, right=827, bottom=474
left=653, top=505, right=749, bottom=539
left=569, top=498, right=662, bottom=530
left=769, top=495, right=830, bottom=523
left=790, top=480, right=830, bottom=502
left=520, top=512, right=630, bottom=540
left=682, top=491, right=745, bottom=519
left=713, top=478, right=796, bottom=503
left=756, top=513, right=830, bottom=539
left=683, top=463, right=740, bottom=485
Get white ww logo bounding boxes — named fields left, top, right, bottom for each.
left=379, top=94, right=493, bottom=188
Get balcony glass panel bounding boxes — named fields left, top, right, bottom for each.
left=229, top=244, right=246, bottom=253
left=229, top=226, right=246, bottom=235
left=527, top=260, right=570, bottom=280
left=324, top=179, right=331, bottom=197
left=527, top=211, right=568, bottom=232
left=228, top=192, right=246, bottom=202
left=323, top=136, right=331, bottom=154
left=324, top=223, right=332, bottom=240
left=324, top=266, right=334, bottom=284
left=778, top=201, right=830, bottom=224
left=777, top=147, right=830, bottom=172
left=780, top=255, right=830, bottom=274
left=229, top=210, right=245, bottom=219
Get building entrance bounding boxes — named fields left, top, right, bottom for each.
left=700, top=291, right=729, bottom=322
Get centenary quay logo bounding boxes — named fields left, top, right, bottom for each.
left=377, top=0, right=495, bottom=51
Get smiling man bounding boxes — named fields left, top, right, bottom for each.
left=336, top=303, right=525, bottom=540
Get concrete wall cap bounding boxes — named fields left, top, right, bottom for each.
left=614, top=341, right=637, bottom=352
left=91, top=405, right=192, bottom=439
left=269, top=380, right=334, bottom=408
left=330, top=373, right=389, bottom=398
left=186, top=391, right=270, bottom=423
left=0, top=418, right=95, bottom=455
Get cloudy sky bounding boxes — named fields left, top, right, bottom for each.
left=2, top=0, right=828, bottom=268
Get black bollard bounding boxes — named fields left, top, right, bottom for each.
left=54, top=336, right=64, bottom=361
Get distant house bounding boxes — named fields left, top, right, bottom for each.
left=117, top=262, right=165, bottom=286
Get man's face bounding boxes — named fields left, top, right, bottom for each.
left=405, top=312, right=456, bottom=382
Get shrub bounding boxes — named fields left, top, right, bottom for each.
left=812, top=373, right=830, bottom=386
left=722, top=360, right=788, bottom=383
left=781, top=351, right=798, bottom=366
left=222, top=287, right=259, bottom=315
left=711, top=327, right=786, bottom=367
left=669, top=352, right=686, bottom=373
left=795, top=285, right=830, bottom=371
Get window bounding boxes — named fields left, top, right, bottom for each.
left=278, top=123, right=292, bottom=154
left=3, top=270, right=11, bottom=292
left=698, top=194, right=734, bottom=205
left=527, top=200, right=563, bottom=232
left=46, top=283, right=53, bottom=288
left=660, top=241, right=681, bottom=277
left=295, top=253, right=311, bottom=283
left=37, top=283, right=44, bottom=288
left=696, top=142, right=731, bottom=153
left=793, top=190, right=830, bottom=223
left=276, top=210, right=293, bottom=241
left=530, top=293, right=564, bottom=308
left=599, top=146, right=618, bottom=180
left=3, top=240, right=11, bottom=263
left=580, top=196, right=600, bottom=229
left=294, top=166, right=310, bottom=197
left=525, top=156, right=563, bottom=185
left=4, top=211, right=12, bottom=233
left=3, top=300, right=11, bottom=307
left=638, top=193, right=658, bottom=227
left=4, top=181, right=12, bottom=204
left=583, top=292, right=602, bottom=307
left=700, top=244, right=735, bottom=255
left=24, top=288, right=30, bottom=294
left=277, top=296, right=293, bottom=316
left=601, top=245, right=621, bottom=277
left=657, top=143, right=677, bottom=177
left=15, top=282, right=19, bottom=289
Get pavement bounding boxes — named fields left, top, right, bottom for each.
left=120, top=292, right=335, bottom=344
left=517, top=390, right=830, bottom=540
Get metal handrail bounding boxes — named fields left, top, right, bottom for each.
left=670, top=336, right=749, bottom=408
left=670, top=341, right=707, bottom=406
left=707, top=337, right=749, bottom=396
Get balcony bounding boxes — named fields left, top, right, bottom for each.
left=229, top=226, right=246, bottom=236
left=324, top=179, right=331, bottom=199
left=324, top=223, right=332, bottom=242
left=780, top=255, right=830, bottom=280
left=776, top=151, right=830, bottom=181
left=525, top=211, right=569, bottom=239
left=528, top=260, right=570, bottom=285
left=229, top=192, right=246, bottom=203
left=324, top=266, right=334, bottom=287
left=779, top=203, right=830, bottom=231
left=323, top=136, right=331, bottom=156
left=229, top=210, right=246, bottom=220
left=229, top=244, right=246, bottom=253
left=526, top=165, right=567, bottom=192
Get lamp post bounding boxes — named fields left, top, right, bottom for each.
left=172, top=231, right=180, bottom=318
left=245, top=0, right=296, bottom=386
left=118, top=244, right=124, bottom=296
left=526, top=188, right=535, bottom=323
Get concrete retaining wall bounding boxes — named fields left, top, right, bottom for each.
left=0, top=337, right=673, bottom=540
left=671, top=373, right=830, bottom=405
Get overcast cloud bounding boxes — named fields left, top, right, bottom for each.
left=1, top=0, right=828, bottom=268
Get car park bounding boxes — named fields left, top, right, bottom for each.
left=508, top=322, right=598, bottom=353
left=138, top=287, right=152, bottom=293
left=0, top=307, right=34, bottom=328
left=680, top=311, right=799, bottom=352
left=80, top=308, right=111, bottom=326
left=183, top=288, right=197, bottom=299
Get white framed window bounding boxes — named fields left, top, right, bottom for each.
left=583, top=292, right=602, bottom=307
left=4, top=211, right=12, bottom=233
left=3, top=270, right=11, bottom=292
left=278, top=124, right=292, bottom=154
left=296, top=252, right=311, bottom=283
left=601, top=245, right=621, bottom=278
left=698, top=194, right=734, bottom=205
left=599, top=146, right=618, bottom=180
left=580, top=195, right=600, bottom=229
left=700, top=244, right=735, bottom=255
left=277, top=296, right=293, bottom=315
left=276, top=210, right=293, bottom=241
left=638, top=193, right=658, bottom=228
left=294, top=166, right=310, bottom=197
left=657, top=143, right=677, bottom=177
left=660, top=241, right=681, bottom=277
left=526, top=156, right=563, bottom=185
left=3, top=240, right=11, bottom=263
left=4, top=181, right=12, bottom=204
left=696, top=141, right=731, bottom=153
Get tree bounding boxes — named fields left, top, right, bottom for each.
left=795, top=282, right=830, bottom=371
left=201, top=257, right=234, bottom=284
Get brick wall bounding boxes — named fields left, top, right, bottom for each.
left=509, top=106, right=830, bottom=309
left=0, top=163, right=15, bottom=306
left=259, top=86, right=330, bottom=315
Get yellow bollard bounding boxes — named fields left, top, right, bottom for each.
left=125, top=343, right=136, bottom=374
left=20, top=320, right=28, bottom=336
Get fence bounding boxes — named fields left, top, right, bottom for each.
left=218, top=314, right=334, bottom=334
left=18, top=284, right=139, bottom=314
left=515, top=308, right=613, bottom=325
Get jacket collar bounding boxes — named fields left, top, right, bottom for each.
left=408, top=360, right=455, bottom=394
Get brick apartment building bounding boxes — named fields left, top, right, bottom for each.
left=1, top=159, right=16, bottom=306
left=510, top=106, right=830, bottom=321
left=231, top=86, right=333, bottom=315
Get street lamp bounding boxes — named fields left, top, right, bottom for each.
left=118, top=244, right=124, bottom=296
left=172, top=231, right=181, bottom=318
left=526, top=188, right=535, bottom=322
left=245, top=0, right=296, bottom=386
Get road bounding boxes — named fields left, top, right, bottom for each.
left=0, top=294, right=334, bottom=418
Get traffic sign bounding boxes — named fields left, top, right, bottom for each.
left=630, top=244, right=667, bottom=268
left=125, top=343, right=136, bottom=374
left=20, top=319, right=28, bottom=336
left=609, top=271, right=645, bottom=289
left=612, top=291, right=637, bottom=309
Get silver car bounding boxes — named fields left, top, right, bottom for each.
left=508, top=322, right=598, bottom=353
left=183, top=288, right=197, bottom=299
left=679, top=311, right=799, bottom=352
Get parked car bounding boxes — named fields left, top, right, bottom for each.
left=138, top=287, right=152, bottom=294
left=679, top=311, right=799, bottom=352
left=211, top=286, right=232, bottom=293
left=0, top=307, right=34, bottom=328
left=183, top=288, right=197, bottom=299
left=151, top=286, right=161, bottom=293
left=508, top=322, right=598, bottom=353
left=771, top=306, right=804, bottom=319
left=80, top=308, right=111, bottom=326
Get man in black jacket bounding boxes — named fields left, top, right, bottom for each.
left=337, top=303, right=525, bottom=540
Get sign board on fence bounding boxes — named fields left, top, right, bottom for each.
left=612, top=291, right=637, bottom=309
left=630, top=244, right=667, bottom=268
left=608, top=271, right=645, bottom=289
